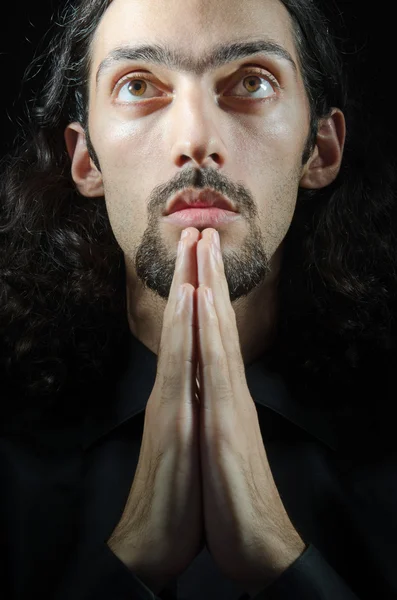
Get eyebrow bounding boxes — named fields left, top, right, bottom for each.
left=95, top=38, right=298, bottom=86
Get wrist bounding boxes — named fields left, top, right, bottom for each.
left=245, top=538, right=307, bottom=597
left=107, top=540, right=170, bottom=595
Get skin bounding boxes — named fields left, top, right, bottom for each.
left=65, top=0, right=345, bottom=368
left=64, top=1, right=346, bottom=593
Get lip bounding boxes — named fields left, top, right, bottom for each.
left=164, top=189, right=237, bottom=215
left=163, top=207, right=240, bottom=228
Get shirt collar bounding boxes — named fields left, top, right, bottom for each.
left=83, top=332, right=339, bottom=452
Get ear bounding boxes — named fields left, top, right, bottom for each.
left=300, top=108, right=346, bottom=189
left=64, top=122, right=104, bottom=197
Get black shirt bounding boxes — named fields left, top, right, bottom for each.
left=1, top=332, right=396, bottom=599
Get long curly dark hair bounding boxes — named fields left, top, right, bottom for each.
left=1, top=0, right=396, bottom=443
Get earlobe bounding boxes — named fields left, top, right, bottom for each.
left=300, top=108, right=346, bottom=189
left=64, top=122, right=104, bottom=198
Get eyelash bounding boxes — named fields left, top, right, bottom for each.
left=113, top=68, right=281, bottom=100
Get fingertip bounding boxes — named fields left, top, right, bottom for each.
left=181, top=227, right=201, bottom=242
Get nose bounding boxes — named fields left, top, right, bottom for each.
left=169, top=84, right=228, bottom=170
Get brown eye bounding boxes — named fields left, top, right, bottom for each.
left=128, top=80, right=147, bottom=97
left=244, top=76, right=262, bottom=93
left=116, top=77, right=160, bottom=102
left=225, top=73, right=277, bottom=99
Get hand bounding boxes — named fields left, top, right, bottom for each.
left=107, top=228, right=204, bottom=595
left=194, top=227, right=307, bottom=592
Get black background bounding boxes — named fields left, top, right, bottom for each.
left=0, top=1, right=395, bottom=159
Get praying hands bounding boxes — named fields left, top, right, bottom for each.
left=108, top=227, right=306, bottom=598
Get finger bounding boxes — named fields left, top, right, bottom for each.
left=165, top=227, right=200, bottom=318
left=157, top=227, right=201, bottom=407
left=197, top=281, right=233, bottom=407
left=196, top=233, right=246, bottom=401
left=197, top=231, right=245, bottom=376
left=198, top=229, right=234, bottom=321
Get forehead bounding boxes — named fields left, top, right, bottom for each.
left=91, top=0, right=298, bottom=75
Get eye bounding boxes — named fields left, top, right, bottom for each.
left=114, top=70, right=279, bottom=104
left=116, top=76, right=161, bottom=103
left=225, top=72, right=278, bottom=99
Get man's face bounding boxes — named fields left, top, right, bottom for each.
left=87, top=0, right=311, bottom=302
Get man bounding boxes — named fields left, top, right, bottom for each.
left=0, top=0, right=396, bottom=599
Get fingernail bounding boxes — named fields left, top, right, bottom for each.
left=211, top=241, right=219, bottom=262
left=213, top=230, right=220, bottom=248
left=178, top=285, right=187, bottom=301
left=181, top=229, right=190, bottom=240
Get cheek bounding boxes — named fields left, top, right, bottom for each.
left=227, top=95, right=308, bottom=180
left=91, top=119, right=163, bottom=248
left=253, top=107, right=307, bottom=166
left=236, top=107, right=305, bottom=235
left=96, top=118, right=160, bottom=173
left=235, top=104, right=306, bottom=193
left=93, top=117, right=165, bottom=214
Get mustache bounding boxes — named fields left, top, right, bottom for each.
left=149, top=167, right=253, bottom=214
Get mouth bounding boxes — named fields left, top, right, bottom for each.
left=163, top=206, right=240, bottom=229
left=164, top=188, right=238, bottom=216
